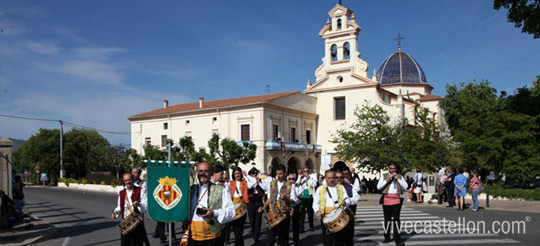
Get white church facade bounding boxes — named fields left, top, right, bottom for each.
left=128, top=3, right=442, bottom=176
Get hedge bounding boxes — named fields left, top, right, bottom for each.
left=486, top=183, right=540, bottom=201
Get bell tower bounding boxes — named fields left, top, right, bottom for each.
left=307, top=3, right=371, bottom=92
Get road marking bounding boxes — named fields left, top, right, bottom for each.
left=62, top=237, right=70, bottom=246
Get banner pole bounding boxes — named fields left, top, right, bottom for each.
left=168, top=142, right=172, bottom=246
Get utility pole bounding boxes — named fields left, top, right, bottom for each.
left=59, top=120, right=65, bottom=178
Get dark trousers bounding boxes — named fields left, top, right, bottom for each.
left=224, top=223, right=231, bottom=244
left=299, top=197, right=314, bottom=230
left=320, top=219, right=348, bottom=246
left=189, top=234, right=225, bottom=246
left=156, top=221, right=175, bottom=242
left=121, top=222, right=145, bottom=246
left=269, top=213, right=290, bottom=246
left=231, top=215, right=246, bottom=246
left=446, top=186, right=455, bottom=207
left=291, top=205, right=300, bottom=243
left=247, top=199, right=263, bottom=241
left=382, top=203, right=402, bottom=243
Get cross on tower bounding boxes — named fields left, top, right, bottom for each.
left=338, top=0, right=342, bottom=5
left=394, top=33, right=405, bottom=50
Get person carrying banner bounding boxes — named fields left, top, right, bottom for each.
left=185, top=162, right=235, bottom=246
left=377, top=163, right=407, bottom=246
left=258, top=164, right=298, bottom=246
left=313, top=169, right=351, bottom=246
left=112, top=173, right=147, bottom=246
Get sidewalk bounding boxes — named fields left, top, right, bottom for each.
left=357, top=193, right=540, bottom=213
left=0, top=215, right=58, bottom=246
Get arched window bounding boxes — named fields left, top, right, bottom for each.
left=344, top=42, right=350, bottom=60
left=337, top=18, right=342, bottom=29
left=331, top=44, right=337, bottom=61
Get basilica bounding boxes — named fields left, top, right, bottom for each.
left=128, top=3, right=442, bottom=177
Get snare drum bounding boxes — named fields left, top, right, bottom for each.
left=117, top=213, right=142, bottom=235
left=322, top=207, right=350, bottom=233
left=263, top=209, right=285, bottom=228
left=233, top=202, right=247, bottom=221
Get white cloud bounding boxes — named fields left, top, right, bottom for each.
left=25, top=40, right=60, bottom=54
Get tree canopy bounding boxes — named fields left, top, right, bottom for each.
left=494, top=0, right=540, bottom=38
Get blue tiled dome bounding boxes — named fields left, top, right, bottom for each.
left=376, top=50, right=427, bottom=84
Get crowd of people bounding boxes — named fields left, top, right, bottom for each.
left=111, top=163, right=485, bottom=246
left=112, top=163, right=395, bottom=246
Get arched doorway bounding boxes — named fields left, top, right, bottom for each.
left=287, top=157, right=299, bottom=175
left=305, top=158, right=314, bottom=171
left=333, top=161, right=347, bottom=171
left=270, top=158, right=281, bottom=177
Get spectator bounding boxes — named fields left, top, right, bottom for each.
left=413, top=169, right=423, bottom=203
left=454, top=168, right=468, bottom=211
left=445, top=167, right=456, bottom=207
left=470, top=170, right=482, bottom=212
left=13, top=175, right=25, bottom=212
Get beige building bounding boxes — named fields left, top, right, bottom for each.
left=0, top=137, right=14, bottom=198
left=128, top=3, right=442, bottom=176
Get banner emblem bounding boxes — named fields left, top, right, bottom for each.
left=153, top=176, right=182, bottom=210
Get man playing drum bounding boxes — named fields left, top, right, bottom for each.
left=258, top=164, right=298, bottom=246
left=334, top=168, right=359, bottom=246
left=227, top=167, right=249, bottom=246
left=112, top=173, right=147, bottom=246
left=377, top=163, right=408, bottom=246
left=313, top=169, right=352, bottom=246
left=185, top=162, right=235, bottom=246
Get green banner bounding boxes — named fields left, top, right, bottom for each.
left=147, top=160, right=190, bottom=222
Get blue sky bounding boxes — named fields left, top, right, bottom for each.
left=1, top=0, right=539, bottom=145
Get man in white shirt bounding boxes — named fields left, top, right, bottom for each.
left=313, top=169, right=351, bottom=246
left=187, top=162, right=235, bottom=245
left=258, top=165, right=298, bottom=246
left=377, top=164, right=408, bottom=246
left=112, top=173, right=147, bottom=246
left=296, top=167, right=317, bottom=232
left=437, top=164, right=446, bottom=205
left=245, top=168, right=267, bottom=243
left=335, top=168, right=359, bottom=246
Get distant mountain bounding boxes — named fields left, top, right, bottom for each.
left=9, top=138, right=26, bottom=152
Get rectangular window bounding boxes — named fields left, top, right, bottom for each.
left=145, top=137, right=151, bottom=146
left=291, top=127, right=296, bottom=142
left=163, top=122, right=168, bottom=130
left=334, top=97, right=346, bottom=120
left=241, top=124, right=250, bottom=141
left=306, top=130, right=311, bottom=144
left=161, top=135, right=167, bottom=147
left=185, top=120, right=190, bottom=125
left=212, top=117, right=217, bottom=124
left=273, top=125, right=279, bottom=140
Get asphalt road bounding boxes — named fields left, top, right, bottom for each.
left=24, top=187, right=540, bottom=246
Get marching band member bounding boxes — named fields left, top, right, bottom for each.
left=341, top=167, right=359, bottom=214
left=335, top=168, right=359, bottom=246
left=187, top=162, right=235, bottom=246
left=245, top=167, right=267, bottom=243
left=112, top=173, right=147, bottom=246
left=295, top=167, right=317, bottom=232
left=377, top=163, right=407, bottom=246
left=313, top=169, right=351, bottom=246
left=289, top=173, right=303, bottom=246
left=227, top=167, right=249, bottom=246
left=258, top=164, right=298, bottom=246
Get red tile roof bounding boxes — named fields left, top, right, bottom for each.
left=418, top=94, right=442, bottom=102
left=129, top=91, right=300, bottom=119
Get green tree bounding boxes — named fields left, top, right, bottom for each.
left=12, top=128, right=60, bottom=184
left=331, top=102, right=402, bottom=173
left=494, top=0, right=540, bottom=38
left=63, top=129, right=111, bottom=179
left=200, top=133, right=257, bottom=169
